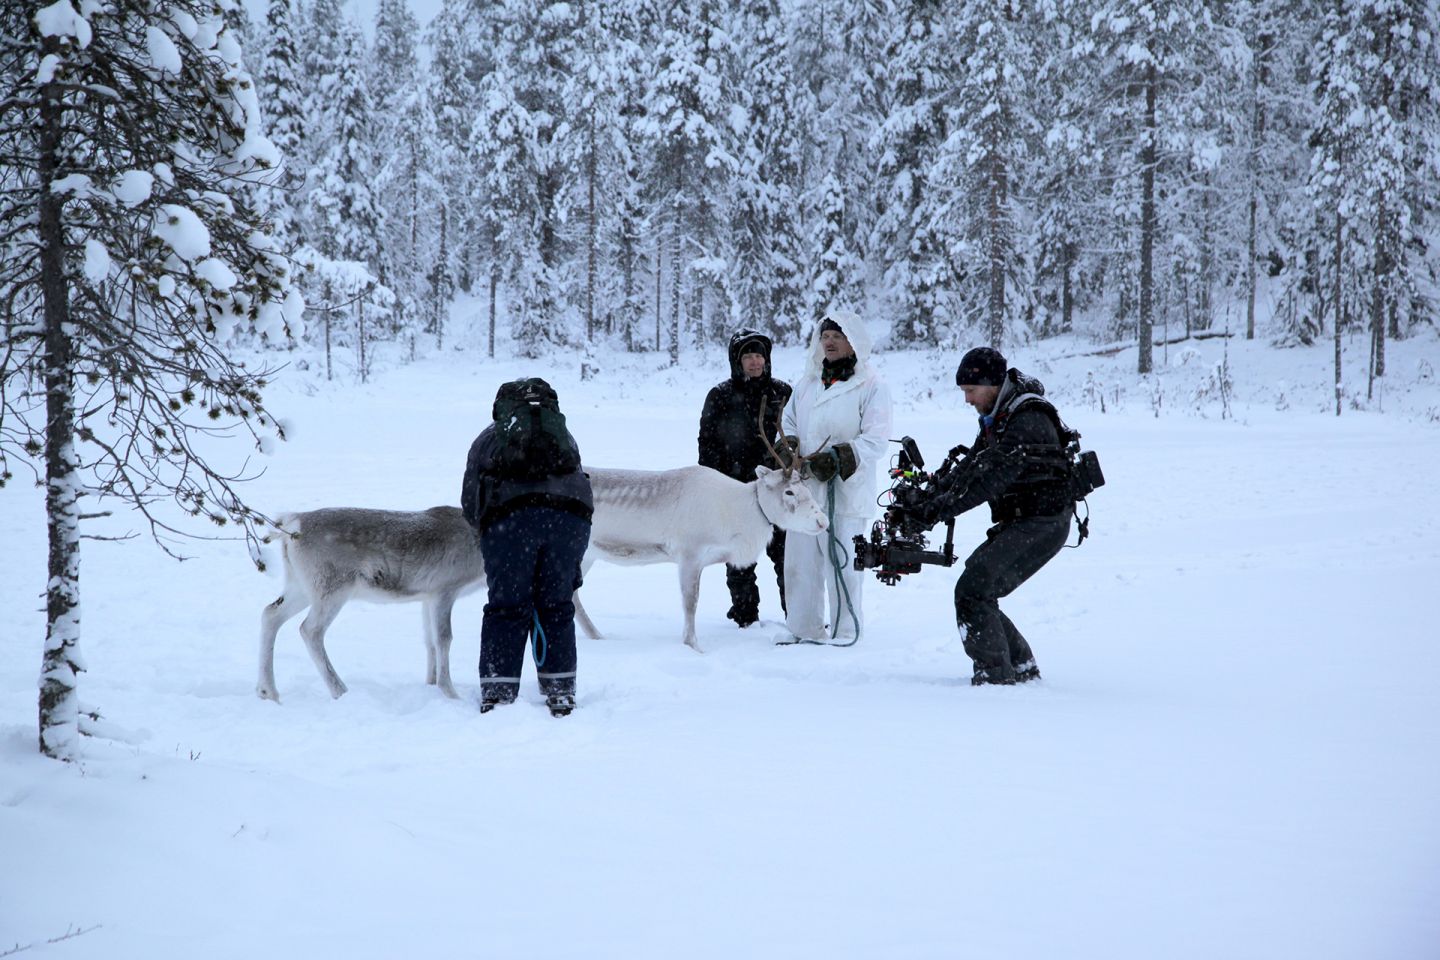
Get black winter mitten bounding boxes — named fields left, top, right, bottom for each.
left=807, top=449, right=839, bottom=482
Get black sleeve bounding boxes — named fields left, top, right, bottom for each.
left=460, top=435, right=489, bottom=530
left=921, top=410, right=1057, bottom=523
left=698, top=387, right=724, bottom=471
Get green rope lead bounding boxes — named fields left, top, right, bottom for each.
left=824, top=478, right=862, bottom=645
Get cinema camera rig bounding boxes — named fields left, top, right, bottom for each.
left=852, top=437, right=960, bottom=586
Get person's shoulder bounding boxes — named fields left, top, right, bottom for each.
left=770, top=377, right=794, bottom=397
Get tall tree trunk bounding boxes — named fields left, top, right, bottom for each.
left=436, top=204, right=448, bottom=351
left=586, top=119, right=597, bottom=343
left=1137, top=58, right=1157, bottom=375
left=1370, top=200, right=1389, bottom=395
left=987, top=146, right=1007, bottom=350
left=1245, top=31, right=1270, bottom=341
left=488, top=223, right=498, bottom=360
left=1334, top=210, right=1343, bottom=417
left=37, top=70, right=83, bottom=761
left=1061, top=239, right=1074, bottom=333
left=356, top=299, right=366, bottom=384
left=324, top=279, right=334, bottom=381
left=668, top=168, right=683, bottom=365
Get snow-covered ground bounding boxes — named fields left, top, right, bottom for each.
left=3, top=321, right=1439, bottom=959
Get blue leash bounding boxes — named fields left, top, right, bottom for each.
left=530, top=610, right=547, bottom=667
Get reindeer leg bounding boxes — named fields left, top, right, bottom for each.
left=421, top=598, right=438, bottom=685
left=431, top=589, right=460, bottom=699
left=679, top=559, right=704, bottom=652
left=257, top=589, right=308, bottom=702
left=573, top=557, right=603, bottom=640
left=298, top=593, right=349, bottom=699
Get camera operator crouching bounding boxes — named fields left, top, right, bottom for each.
left=895, top=348, right=1073, bottom=686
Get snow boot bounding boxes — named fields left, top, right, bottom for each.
left=1014, top=660, right=1041, bottom=684
left=970, top=666, right=1016, bottom=687
left=546, top=693, right=575, bottom=718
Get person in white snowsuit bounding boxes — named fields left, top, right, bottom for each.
left=780, top=311, right=893, bottom=644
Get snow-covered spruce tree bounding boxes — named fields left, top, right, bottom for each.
left=473, top=64, right=533, bottom=356
left=869, top=0, right=954, bottom=345
left=933, top=0, right=1041, bottom=349
left=792, top=0, right=891, bottom=325
left=255, top=0, right=304, bottom=243
left=644, top=1, right=738, bottom=361
left=1076, top=0, right=1217, bottom=373
left=1029, top=0, right=1105, bottom=339
left=564, top=0, right=617, bottom=346
left=0, top=0, right=295, bottom=759
left=501, top=0, right=581, bottom=357
left=368, top=0, right=426, bottom=336
left=807, top=171, right=860, bottom=322
left=1390, top=0, right=1440, bottom=341
left=425, top=0, right=485, bottom=324
left=1207, top=0, right=1312, bottom=343
left=1350, top=0, right=1440, bottom=383
left=304, top=16, right=384, bottom=377
left=729, top=0, right=806, bottom=345
left=598, top=0, right=655, bottom=352
left=1307, top=0, right=1370, bottom=413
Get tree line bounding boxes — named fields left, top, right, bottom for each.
left=245, top=0, right=1439, bottom=379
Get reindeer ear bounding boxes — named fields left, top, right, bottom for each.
left=754, top=465, right=773, bottom=479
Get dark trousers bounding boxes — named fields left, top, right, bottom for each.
left=954, top=516, right=1069, bottom=681
left=725, top=527, right=787, bottom=625
left=479, top=508, right=590, bottom=701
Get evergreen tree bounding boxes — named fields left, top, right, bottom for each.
left=256, top=0, right=305, bottom=243
left=1076, top=0, right=1217, bottom=372
left=935, top=0, right=1040, bottom=348
left=730, top=0, right=806, bottom=344
left=0, top=0, right=296, bottom=758
left=645, top=1, right=737, bottom=361
left=793, top=0, right=891, bottom=324
left=870, top=0, right=952, bottom=345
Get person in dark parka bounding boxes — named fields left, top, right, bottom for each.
left=904, top=348, right=1073, bottom=685
left=697, top=328, right=793, bottom=627
left=461, top=378, right=593, bottom=716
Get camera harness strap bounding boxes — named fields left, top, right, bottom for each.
left=994, top=395, right=1094, bottom=549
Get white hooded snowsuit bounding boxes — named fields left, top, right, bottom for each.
left=781, top=311, right=893, bottom=642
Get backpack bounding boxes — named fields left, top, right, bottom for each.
left=491, top=378, right=581, bottom=482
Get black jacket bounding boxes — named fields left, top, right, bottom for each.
left=921, top=370, right=1073, bottom=525
left=698, top=330, right=793, bottom=482
left=461, top=424, right=594, bottom=533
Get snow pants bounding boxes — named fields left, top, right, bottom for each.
left=478, top=507, right=590, bottom=703
left=725, top=527, right=786, bottom=625
left=954, top=516, right=1070, bottom=681
left=784, top=516, right=869, bottom=642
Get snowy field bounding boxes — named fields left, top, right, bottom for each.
left=3, top=322, right=1439, bottom=959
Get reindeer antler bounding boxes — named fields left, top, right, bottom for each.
left=758, top=395, right=794, bottom=479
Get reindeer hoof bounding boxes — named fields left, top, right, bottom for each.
left=256, top=685, right=280, bottom=703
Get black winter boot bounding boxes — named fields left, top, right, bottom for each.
left=546, top=693, right=575, bottom=717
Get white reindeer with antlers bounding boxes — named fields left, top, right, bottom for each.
left=575, top=398, right=828, bottom=650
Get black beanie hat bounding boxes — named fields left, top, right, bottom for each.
left=819, top=317, right=844, bottom=334
left=738, top=338, right=766, bottom=357
left=955, top=347, right=1007, bottom=386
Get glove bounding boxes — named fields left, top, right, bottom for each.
left=773, top=435, right=801, bottom=469
left=806, top=443, right=857, bottom=483
left=807, top=448, right=840, bottom=482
